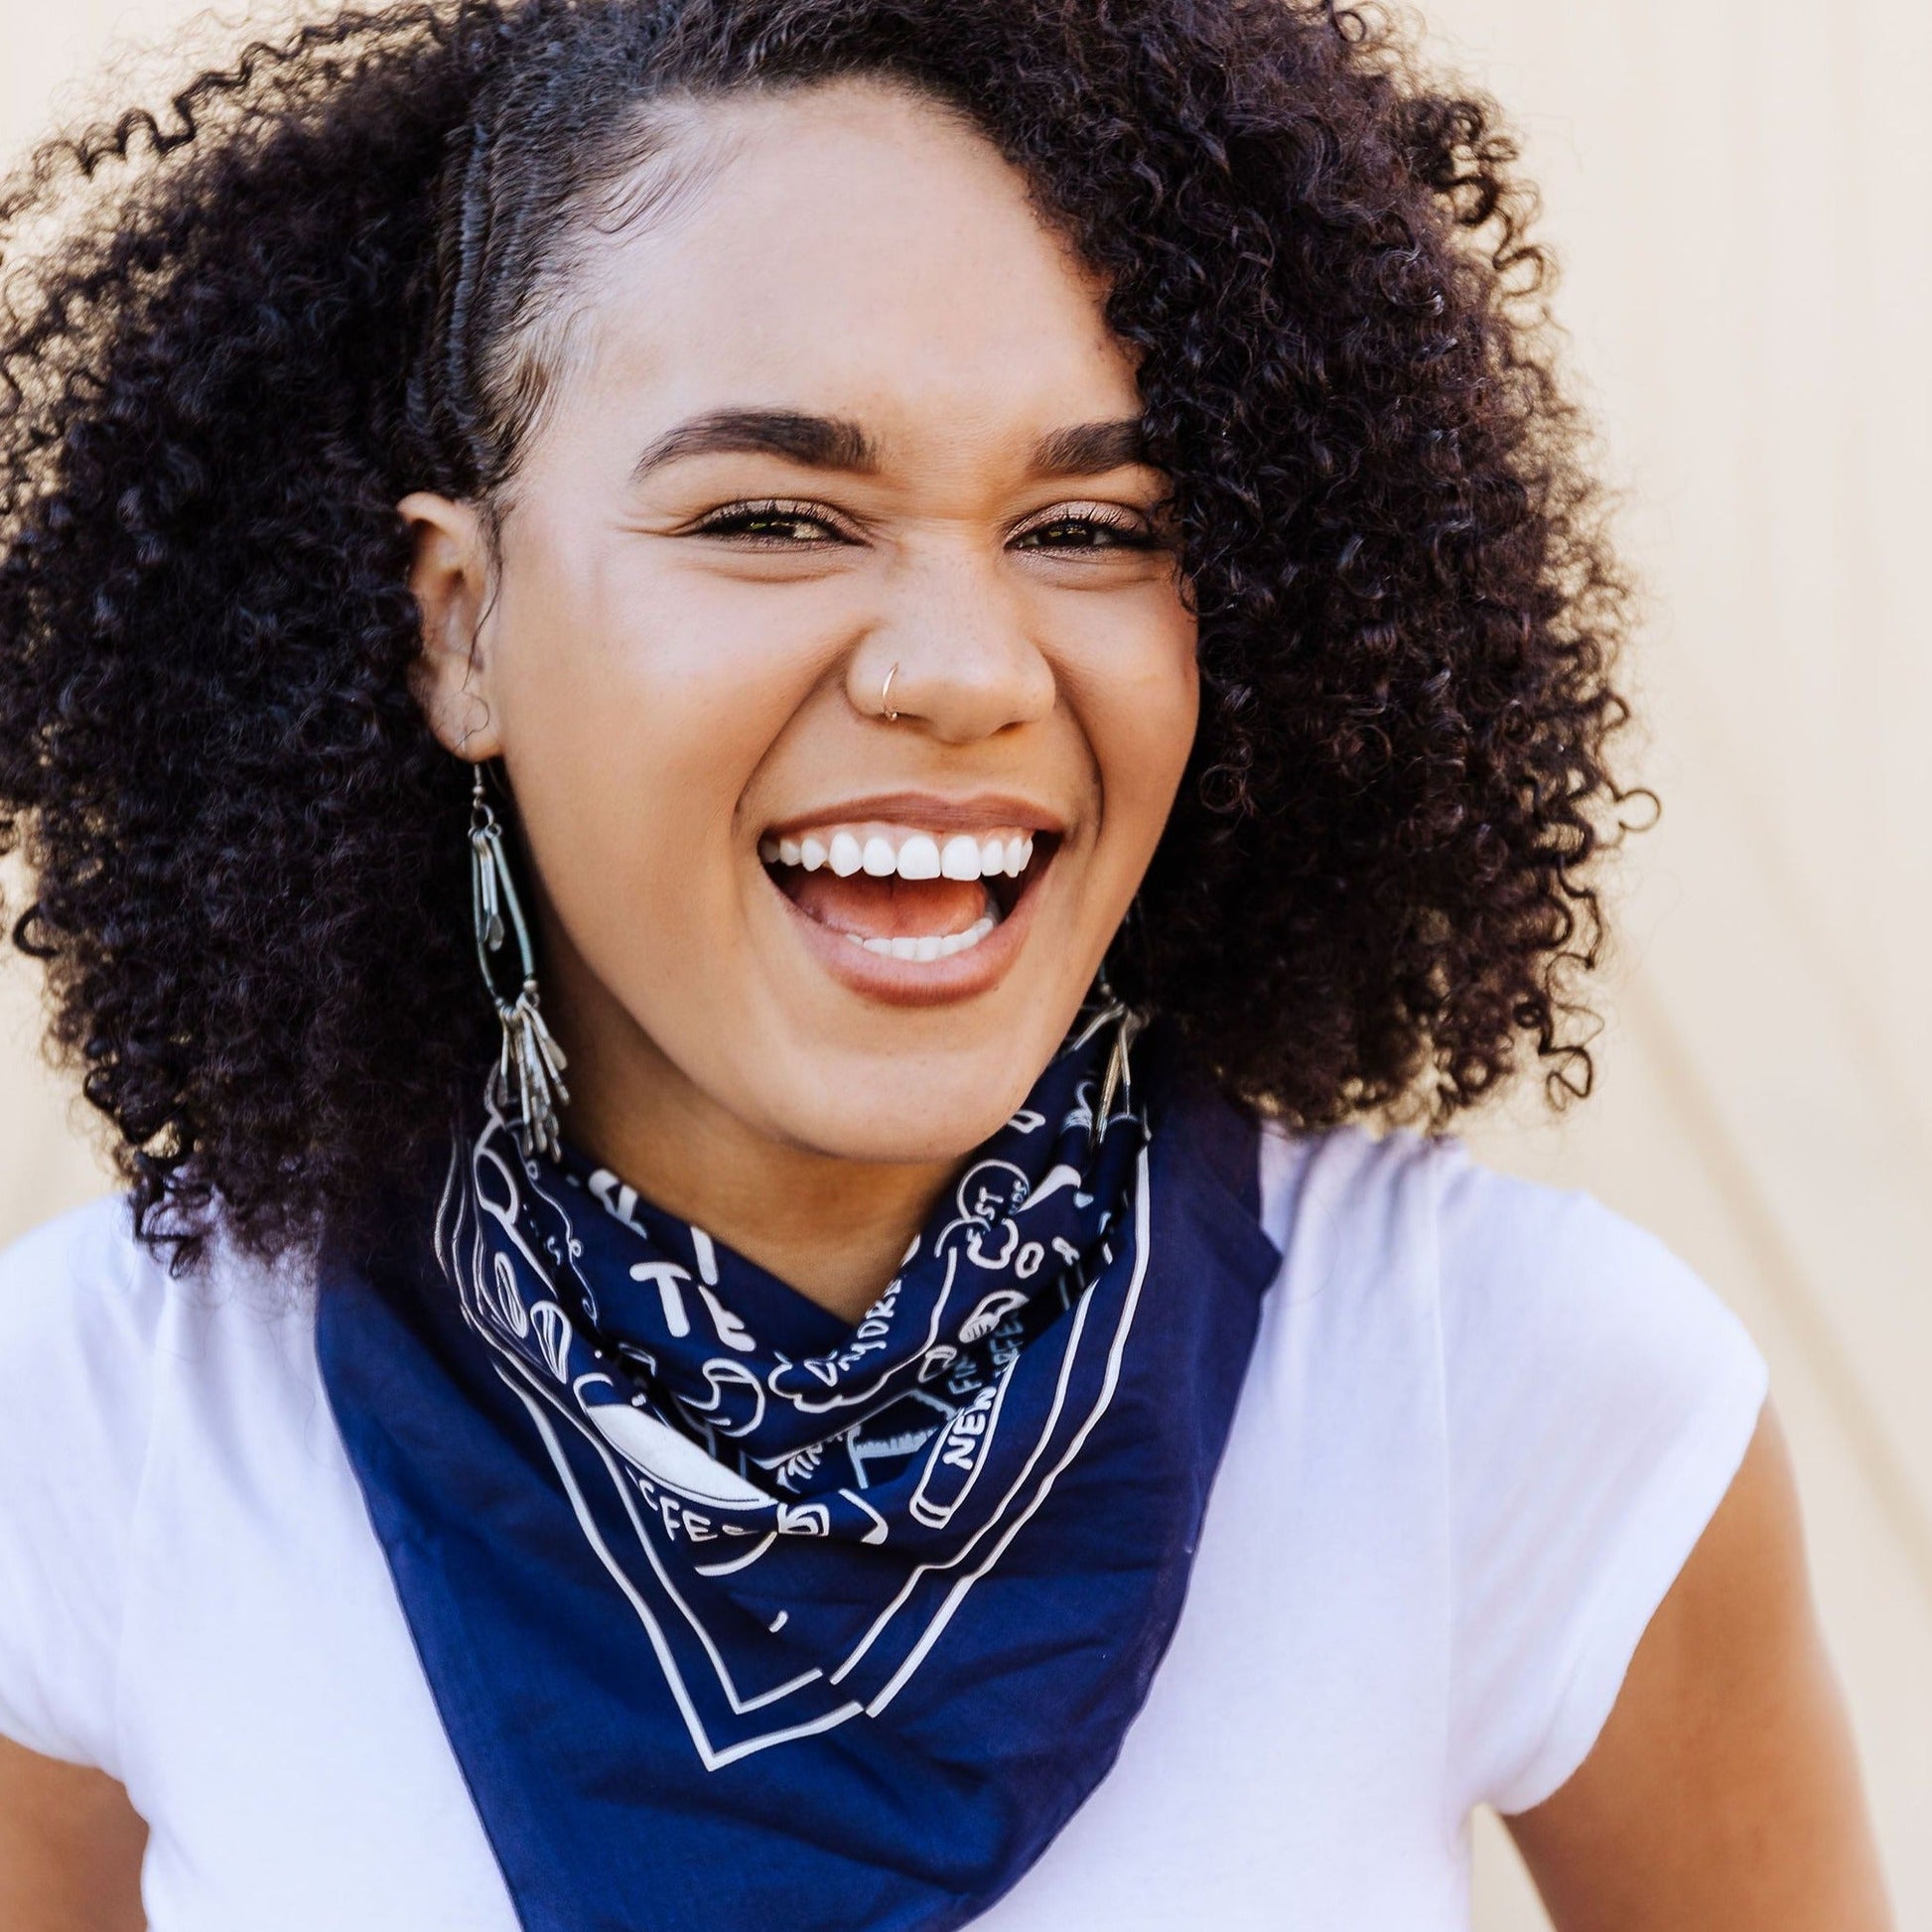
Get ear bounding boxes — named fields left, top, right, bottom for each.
left=400, top=491, right=501, bottom=761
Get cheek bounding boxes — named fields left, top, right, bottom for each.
left=1068, top=600, right=1200, bottom=854
left=483, top=538, right=833, bottom=937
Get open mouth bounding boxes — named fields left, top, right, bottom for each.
left=758, top=820, right=1055, bottom=963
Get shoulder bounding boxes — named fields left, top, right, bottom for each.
left=0, top=1193, right=317, bottom=1478
left=0, top=1196, right=309, bottom=1770
left=0, top=1193, right=173, bottom=1417
left=1256, top=1119, right=1763, bottom=1390
left=1253, top=1121, right=1769, bottom=1816
left=0, top=1185, right=315, bottom=1335
left=0, top=1198, right=165, bottom=1767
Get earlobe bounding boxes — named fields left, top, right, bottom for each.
left=399, top=490, right=500, bottom=760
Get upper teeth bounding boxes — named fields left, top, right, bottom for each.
left=759, top=826, right=1035, bottom=882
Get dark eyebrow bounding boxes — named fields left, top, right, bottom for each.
left=631, top=408, right=881, bottom=482
left=1029, top=418, right=1151, bottom=479
left=630, top=409, right=1151, bottom=484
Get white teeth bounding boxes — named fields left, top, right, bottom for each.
left=847, top=914, right=998, bottom=961
left=767, top=825, right=1039, bottom=880
left=897, top=834, right=941, bottom=881
left=940, top=835, right=981, bottom=881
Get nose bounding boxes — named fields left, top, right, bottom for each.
left=847, top=546, right=1056, bottom=743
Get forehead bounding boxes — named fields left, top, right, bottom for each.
left=550, top=80, right=1140, bottom=458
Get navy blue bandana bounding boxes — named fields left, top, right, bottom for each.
left=319, top=1020, right=1278, bottom=1932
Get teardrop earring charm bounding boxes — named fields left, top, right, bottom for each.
left=469, top=766, right=570, bottom=1161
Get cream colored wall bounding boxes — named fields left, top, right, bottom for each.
left=3, top=4, right=1928, bottom=1926
left=1420, top=1, right=1932, bottom=1922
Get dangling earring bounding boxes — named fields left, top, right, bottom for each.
left=1091, top=999, right=1145, bottom=1148
left=469, top=765, right=570, bottom=1160
left=1084, top=958, right=1147, bottom=1151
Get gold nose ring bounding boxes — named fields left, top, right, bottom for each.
left=881, top=661, right=900, bottom=722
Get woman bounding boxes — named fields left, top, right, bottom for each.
left=0, top=0, right=1892, bottom=1926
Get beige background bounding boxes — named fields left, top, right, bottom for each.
left=3, top=2, right=1928, bottom=1925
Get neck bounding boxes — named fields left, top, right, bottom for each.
left=572, top=1080, right=952, bottom=1326
left=548, top=978, right=956, bottom=1328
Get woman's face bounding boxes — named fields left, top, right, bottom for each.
left=412, top=80, right=1198, bottom=1170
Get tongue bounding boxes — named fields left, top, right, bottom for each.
left=786, top=870, right=995, bottom=940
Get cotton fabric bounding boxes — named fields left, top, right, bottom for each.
left=317, top=1035, right=1279, bottom=1932
left=0, top=1123, right=1768, bottom=1932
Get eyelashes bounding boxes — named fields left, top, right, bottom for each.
left=687, top=499, right=848, bottom=546
left=685, top=497, right=1162, bottom=553
left=1010, top=504, right=1162, bottom=553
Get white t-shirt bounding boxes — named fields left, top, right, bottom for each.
left=0, top=1124, right=1767, bottom=1932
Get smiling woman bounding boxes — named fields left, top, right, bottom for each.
left=0, top=2, right=1892, bottom=1930
left=397, top=80, right=1202, bottom=1298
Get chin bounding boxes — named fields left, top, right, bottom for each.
left=761, top=1037, right=1059, bottom=1168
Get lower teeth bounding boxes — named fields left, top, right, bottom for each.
left=847, top=914, right=998, bottom=962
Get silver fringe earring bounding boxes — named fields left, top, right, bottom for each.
left=470, top=766, right=570, bottom=1161
left=1091, top=1005, right=1145, bottom=1149
left=1085, top=966, right=1147, bottom=1151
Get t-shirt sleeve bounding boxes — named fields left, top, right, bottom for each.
left=0, top=1197, right=162, bottom=1771
left=1436, top=1144, right=1769, bottom=1818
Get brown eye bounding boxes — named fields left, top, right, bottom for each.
left=692, top=500, right=850, bottom=545
left=1011, top=508, right=1158, bottom=553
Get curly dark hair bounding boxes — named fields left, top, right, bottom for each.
left=0, top=0, right=1638, bottom=1269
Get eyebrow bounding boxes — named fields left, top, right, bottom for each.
left=631, top=409, right=882, bottom=481
left=1029, top=417, right=1151, bottom=478
left=630, top=409, right=1153, bottom=483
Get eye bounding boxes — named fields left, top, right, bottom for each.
left=1010, top=503, right=1161, bottom=554
left=687, top=499, right=854, bottom=547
